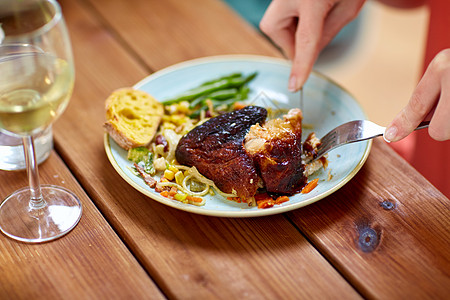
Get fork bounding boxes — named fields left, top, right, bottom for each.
left=307, top=120, right=430, bottom=162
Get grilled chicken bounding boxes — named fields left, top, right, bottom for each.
left=175, top=106, right=267, bottom=198
left=176, top=106, right=313, bottom=200
left=244, top=108, right=307, bottom=195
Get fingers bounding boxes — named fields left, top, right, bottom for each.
left=384, top=49, right=450, bottom=142
left=290, top=0, right=364, bottom=91
left=259, top=0, right=299, bottom=60
left=428, top=70, right=450, bottom=140
left=260, top=0, right=334, bottom=91
left=261, top=0, right=366, bottom=92
left=288, top=1, right=332, bottom=91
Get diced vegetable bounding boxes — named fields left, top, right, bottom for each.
left=164, top=169, right=175, bottom=181
left=127, top=147, right=150, bottom=163
left=175, top=171, right=184, bottom=185
left=168, top=165, right=179, bottom=173
left=128, top=147, right=155, bottom=174
left=153, top=157, right=166, bottom=172
left=188, top=180, right=206, bottom=192
left=301, top=178, right=319, bottom=194
left=174, top=193, right=188, bottom=202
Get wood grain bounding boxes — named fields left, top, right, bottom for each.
left=84, top=0, right=281, bottom=70
left=15, top=0, right=446, bottom=299
left=0, top=154, right=163, bottom=299
left=54, top=0, right=361, bottom=298
left=289, top=139, right=450, bottom=299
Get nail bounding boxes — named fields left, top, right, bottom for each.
left=288, top=75, right=298, bottom=92
left=383, top=126, right=397, bottom=143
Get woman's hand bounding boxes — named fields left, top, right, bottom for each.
left=259, top=0, right=365, bottom=91
left=384, top=49, right=450, bottom=142
left=259, top=0, right=448, bottom=142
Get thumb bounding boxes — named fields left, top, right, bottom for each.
left=384, top=60, right=442, bottom=142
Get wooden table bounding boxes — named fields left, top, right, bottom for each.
left=1, top=0, right=449, bottom=299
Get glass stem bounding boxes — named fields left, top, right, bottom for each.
left=22, top=136, right=45, bottom=210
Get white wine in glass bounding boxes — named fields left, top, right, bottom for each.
left=0, top=0, right=82, bottom=243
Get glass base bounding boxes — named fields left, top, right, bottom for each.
left=0, top=185, right=82, bottom=243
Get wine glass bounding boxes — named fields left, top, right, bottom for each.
left=0, top=0, right=82, bottom=243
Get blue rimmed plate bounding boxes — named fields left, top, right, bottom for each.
left=104, top=55, right=371, bottom=217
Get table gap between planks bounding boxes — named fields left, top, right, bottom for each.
left=4, top=0, right=447, bottom=299
left=0, top=158, right=162, bottom=298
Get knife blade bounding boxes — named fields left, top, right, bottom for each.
left=299, top=87, right=304, bottom=113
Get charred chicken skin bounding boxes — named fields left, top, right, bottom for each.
left=175, top=106, right=267, bottom=198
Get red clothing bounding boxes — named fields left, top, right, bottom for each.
left=424, top=0, right=450, bottom=68
left=395, top=0, right=450, bottom=197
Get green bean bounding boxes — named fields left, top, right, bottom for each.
left=189, top=88, right=239, bottom=110
left=231, top=72, right=257, bottom=86
left=237, top=86, right=250, bottom=100
left=163, top=72, right=258, bottom=105
left=163, top=79, right=231, bottom=104
left=188, top=95, right=208, bottom=109
left=211, top=98, right=239, bottom=107
left=200, top=72, right=242, bottom=86
left=208, top=88, right=238, bottom=100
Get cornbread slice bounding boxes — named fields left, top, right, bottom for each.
left=104, top=88, right=163, bottom=150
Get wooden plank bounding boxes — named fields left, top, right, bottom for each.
left=54, top=0, right=361, bottom=298
left=0, top=153, right=164, bottom=299
left=84, top=0, right=281, bottom=70
left=288, top=139, right=450, bottom=299
left=78, top=0, right=450, bottom=298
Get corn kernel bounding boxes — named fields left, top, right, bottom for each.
left=175, top=171, right=184, bottom=185
left=164, top=169, right=175, bottom=181
left=161, top=122, right=176, bottom=130
left=171, top=114, right=186, bottom=126
left=178, top=101, right=190, bottom=114
left=168, top=165, right=179, bottom=173
left=166, top=104, right=177, bottom=114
